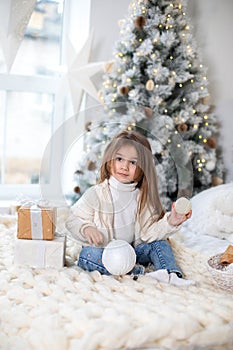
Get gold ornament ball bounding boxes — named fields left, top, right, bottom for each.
left=146, top=79, right=154, bottom=91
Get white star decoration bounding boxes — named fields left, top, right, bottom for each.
left=0, top=0, right=36, bottom=72
left=63, top=30, right=105, bottom=113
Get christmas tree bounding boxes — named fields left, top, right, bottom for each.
left=72, top=0, right=224, bottom=208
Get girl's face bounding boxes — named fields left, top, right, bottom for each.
left=111, top=144, right=138, bottom=183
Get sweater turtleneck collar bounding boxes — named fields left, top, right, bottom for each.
left=109, top=176, right=137, bottom=192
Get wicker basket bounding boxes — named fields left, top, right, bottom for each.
left=207, top=253, right=233, bottom=293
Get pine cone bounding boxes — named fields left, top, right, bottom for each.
left=85, top=121, right=92, bottom=132
left=74, top=169, right=84, bottom=175
left=134, top=16, right=146, bottom=29
left=206, top=137, right=217, bottom=148
left=119, top=86, right=129, bottom=95
left=212, top=176, right=223, bottom=186
left=144, top=106, right=153, bottom=118
left=177, top=123, right=188, bottom=132
left=86, top=160, right=97, bottom=171
left=73, top=186, right=81, bottom=194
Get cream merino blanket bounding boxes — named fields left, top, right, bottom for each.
left=0, top=211, right=233, bottom=350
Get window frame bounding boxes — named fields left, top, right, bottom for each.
left=0, top=74, right=65, bottom=200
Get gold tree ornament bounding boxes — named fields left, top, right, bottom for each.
left=86, top=160, right=97, bottom=171
left=134, top=16, right=146, bottom=29
left=146, top=79, right=154, bottom=91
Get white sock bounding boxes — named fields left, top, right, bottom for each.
left=169, top=272, right=196, bottom=287
left=146, top=269, right=169, bottom=283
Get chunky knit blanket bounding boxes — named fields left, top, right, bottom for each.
left=0, top=210, right=232, bottom=350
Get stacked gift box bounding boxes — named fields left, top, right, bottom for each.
left=14, top=204, right=66, bottom=268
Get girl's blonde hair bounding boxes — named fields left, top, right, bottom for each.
left=99, top=130, right=165, bottom=221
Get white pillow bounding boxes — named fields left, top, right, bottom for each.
left=182, top=182, right=233, bottom=242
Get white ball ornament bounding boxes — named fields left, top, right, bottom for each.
left=205, top=160, right=216, bottom=171
left=102, top=240, right=136, bottom=275
left=175, top=197, right=192, bottom=215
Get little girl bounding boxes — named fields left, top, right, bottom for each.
left=66, top=130, right=194, bottom=286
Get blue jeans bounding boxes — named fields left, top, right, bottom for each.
left=78, top=239, right=182, bottom=277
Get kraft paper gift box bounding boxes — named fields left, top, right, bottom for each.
left=14, top=233, right=66, bottom=268
left=17, top=205, right=56, bottom=240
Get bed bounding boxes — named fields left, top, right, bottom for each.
left=0, top=183, right=232, bottom=350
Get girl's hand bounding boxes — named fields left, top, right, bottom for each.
left=83, top=226, right=104, bottom=246
left=168, top=203, right=192, bottom=227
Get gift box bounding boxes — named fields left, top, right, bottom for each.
left=14, top=233, right=66, bottom=268
left=17, top=205, right=56, bottom=240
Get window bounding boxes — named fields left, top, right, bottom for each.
left=0, top=0, right=65, bottom=200
left=0, top=0, right=92, bottom=202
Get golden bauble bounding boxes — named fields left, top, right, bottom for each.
left=146, top=79, right=154, bottom=91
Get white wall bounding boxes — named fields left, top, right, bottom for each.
left=187, top=0, right=233, bottom=182
left=88, top=0, right=233, bottom=182
left=89, top=0, right=129, bottom=61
